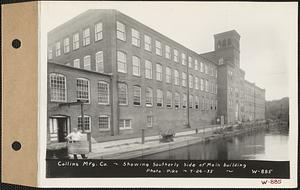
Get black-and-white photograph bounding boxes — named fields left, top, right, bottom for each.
left=40, top=1, right=297, bottom=186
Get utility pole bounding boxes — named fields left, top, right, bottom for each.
left=253, top=84, right=256, bottom=121
left=186, top=52, right=191, bottom=128
left=59, top=100, right=92, bottom=152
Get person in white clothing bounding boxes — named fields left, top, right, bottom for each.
left=66, top=128, right=87, bottom=159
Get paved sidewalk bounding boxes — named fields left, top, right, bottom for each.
left=88, top=125, right=224, bottom=159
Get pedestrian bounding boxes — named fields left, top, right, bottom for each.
left=66, top=128, right=87, bottom=159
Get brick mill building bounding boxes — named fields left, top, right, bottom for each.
left=47, top=10, right=265, bottom=144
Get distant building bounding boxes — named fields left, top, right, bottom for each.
left=266, top=97, right=289, bottom=122
left=47, top=10, right=265, bottom=144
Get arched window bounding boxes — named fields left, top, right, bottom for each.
left=227, top=38, right=232, bottom=46
left=133, top=85, right=141, bottom=106
left=217, top=40, right=221, bottom=49
left=76, top=78, right=90, bottom=103
left=50, top=73, right=66, bottom=102
left=222, top=39, right=226, bottom=47
left=98, top=81, right=109, bottom=104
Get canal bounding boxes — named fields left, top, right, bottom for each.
left=136, top=125, right=289, bottom=160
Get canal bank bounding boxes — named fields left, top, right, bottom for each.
left=87, top=121, right=271, bottom=159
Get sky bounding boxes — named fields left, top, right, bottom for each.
left=42, top=1, right=297, bottom=101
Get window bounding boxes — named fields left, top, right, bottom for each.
left=119, top=119, right=131, bottom=130
left=200, top=62, right=204, bottom=72
left=132, top=56, right=141, bottom=76
left=205, top=64, right=209, bottom=74
left=50, top=73, right=66, bottom=102
left=131, top=28, right=140, bottom=47
left=48, top=49, right=53, bottom=59
left=156, top=89, right=163, bottom=107
left=218, top=58, right=224, bottom=65
left=182, top=94, right=187, bottom=109
left=144, top=35, right=152, bottom=51
left=188, top=56, right=193, bottom=68
left=166, top=91, right=172, bottom=108
left=195, top=59, right=199, bottom=70
left=76, top=78, right=89, bottom=103
left=95, top=22, right=103, bottom=41
left=99, top=115, right=110, bottom=131
left=145, top=87, right=153, bottom=106
left=195, top=96, right=199, bottom=109
left=117, top=21, right=126, bottom=41
left=195, top=77, right=199, bottom=90
left=189, top=74, right=193, bottom=89
left=165, top=45, right=171, bottom=59
left=228, top=39, right=232, bottom=46
left=117, top=51, right=127, bottom=73
left=200, top=78, right=204, bottom=91
left=182, top=53, right=186, bottom=65
left=147, top=116, right=153, bottom=128
left=133, top=85, right=141, bottom=106
left=55, top=42, right=61, bottom=56
left=174, top=49, right=179, bottom=62
left=215, top=69, right=218, bottom=78
left=63, top=38, right=70, bottom=53
left=174, top=92, right=180, bottom=108
left=83, top=28, right=90, bottom=46
left=156, top=64, right=162, bottom=81
left=95, top=51, right=104, bottom=72
left=118, top=83, right=128, bottom=105
left=98, top=81, right=109, bottom=104
left=145, top=60, right=152, bottom=79
left=166, top=67, right=171, bottom=83
left=205, top=80, right=209, bottom=92
left=174, top=70, right=179, bottom=85
left=182, top=72, right=187, bottom=87
left=189, top=95, right=193, bottom=108
left=74, top=59, right=80, bottom=68
left=155, top=40, right=162, bottom=56
left=78, top=115, right=91, bottom=132
left=73, top=33, right=79, bottom=50
left=83, top=55, right=91, bottom=70
left=201, top=97, right=205, bottom=110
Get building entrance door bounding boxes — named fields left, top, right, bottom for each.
left=49, top=116, right=69, bottom=142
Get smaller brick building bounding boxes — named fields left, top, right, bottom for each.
left=47, top=62, right=112, bottom=143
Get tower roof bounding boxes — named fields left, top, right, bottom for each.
left=214, top=30, right=240, bottom=40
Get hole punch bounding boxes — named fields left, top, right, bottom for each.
left=12, top=141, right=22, bottom=151
left=12, top=39, right=21, bottom=49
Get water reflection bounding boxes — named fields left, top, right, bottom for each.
left=136, top=126, right=289, bottom=161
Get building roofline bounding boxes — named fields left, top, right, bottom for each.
left=48, top=9, right=116, bottom=36
left=48, top=9, right=218, bottom=65
left=214, top=30, right=241, bottom=39
left=48, top=61, right=113, bottom=77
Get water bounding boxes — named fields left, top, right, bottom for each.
left=136, top=125, right=289, bottom=161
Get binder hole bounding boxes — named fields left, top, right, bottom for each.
left=12, top=39, right=21, bottom=49
left=12, top=141, right=21, bottom=151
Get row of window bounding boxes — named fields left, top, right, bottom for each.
left=117, top=52, right=217, bottom=93
left=50, top=73, right=217, bottom=110
left=117, top=51, right=217, bottom=78
left=53, top=51, right=217, bottom=93
left=116, top=21, right=217, bottom=75
left=48, top=22, right=103, bottom=59
left=50, top=73, right=109, bottom=104
left=119, top=83, right=217, bottom=110
left=48, top=21, right=217, bottom=77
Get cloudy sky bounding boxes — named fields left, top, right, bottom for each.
left=42, top=1, right=297, bottom=101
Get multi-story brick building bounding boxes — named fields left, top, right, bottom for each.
left=47, top=9, right=264, bottom=145
left=200, top=30, right=266, bottom=123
